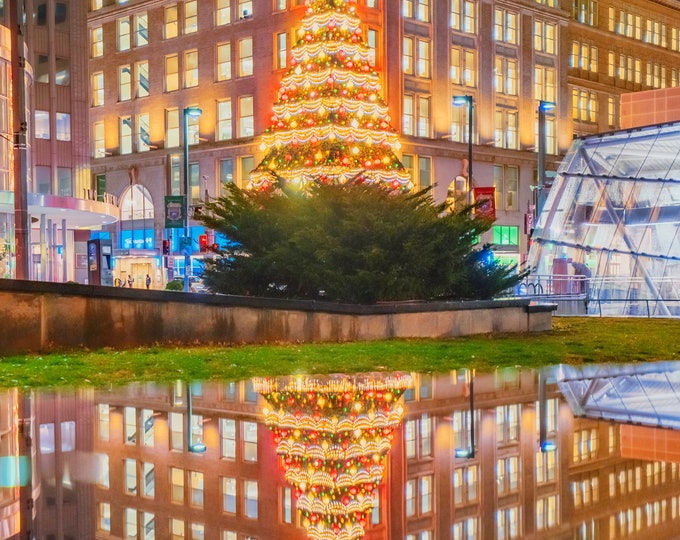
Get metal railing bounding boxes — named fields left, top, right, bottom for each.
left=512, top=275, right=680, bottom=318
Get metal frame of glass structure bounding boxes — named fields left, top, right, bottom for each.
left=527, top=122, right=680, bottom=316
left=554, top=362, right=680, bottom=429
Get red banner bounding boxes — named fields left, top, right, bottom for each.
left=473, top=187, right=496, bottom=221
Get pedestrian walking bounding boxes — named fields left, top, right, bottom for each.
left=145, top=274, right=151, bottom=289
left=127, top=274, right=134, bottom=288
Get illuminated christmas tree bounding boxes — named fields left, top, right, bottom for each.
left=248, top=0, right=412, bottom=192
left=253, top=372, right=412, bottom=540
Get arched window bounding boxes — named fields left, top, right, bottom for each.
left=120, top=184, right=154, bottom=221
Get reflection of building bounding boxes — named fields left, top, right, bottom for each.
left=11, top=367, right=680, bottom=539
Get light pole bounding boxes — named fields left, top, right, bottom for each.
left=186, top=382, right=207, bottom=453
left=183, top=106, right=202, bottom=293
left=453, top=95, right=474, bottom=205
left=538, top=368, right=556, bottom=452
left=537, top=101, right=555, bottom=221
left=454, top=368, right=475, bottom=459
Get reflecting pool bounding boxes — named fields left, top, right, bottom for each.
left=3, top=363, right=680, bottom=539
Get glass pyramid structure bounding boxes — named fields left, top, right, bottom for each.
left=554, top=362, right=680, bottom=430
left=527, top=121, right=680, bottom=316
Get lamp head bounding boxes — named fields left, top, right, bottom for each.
left=189, top=441, right=207, bottom=453
left=540, top=441, right=557, bottom=453
left=538, top=101, right=556, bottom=113
left=184, top=106, right=203, bottom=119
left=453, top=95, right=472, bottom=107
left=454, top=448, right=474, bottom=458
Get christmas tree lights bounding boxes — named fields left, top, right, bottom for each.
left=253, top=372, right=413, bottom=540
left=249, top=0, right=412, bottom=192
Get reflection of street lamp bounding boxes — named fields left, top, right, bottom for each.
left=536, top=100, right=555, bottom=220
left=186, top=382, right=206, bottom=453
left=538, top=369, right=556, bottom=453
left=453, top=95, right=474, bottom=205
left=183, top=106, right=203, bottom=293
left=454, top=369, right=475, bottom=458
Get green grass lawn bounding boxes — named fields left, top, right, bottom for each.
left=2, top=317, right=679, bottom=389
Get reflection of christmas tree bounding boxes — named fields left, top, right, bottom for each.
left=253, top=372, right=412, bottom=540
left=249, top=0, right=411, bottom=192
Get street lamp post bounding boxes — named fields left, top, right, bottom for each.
left=183, top=106, right=202, bottom=293
left=538, top=369, right=557, bottom=453
left=537, top=101, right=556, bottom=221
left=454, top=368, right=475, bottom=459
left=453, top=95, right=474, bottom=205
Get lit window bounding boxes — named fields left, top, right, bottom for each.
left=451, top=0, right=477, bottom=33
left=142, top=409, right=154, bottom=447
left=402, top=37, right=413, bottom=75
left=119, top=65, right=132, bottom=101
left=275, top=32, right=288, bottom=70
left=165, top=5, right=178, bottom=39
left=493, top=225, right=519, bottom=246
left=494, top=108, right=518, bottom=150
left=243, top=421, right=258, bottom=462
left=98, top=502, right=111, bottom=532
left=366, top=29, right=377, bottom=67
left=416, top=39, right=430, bottom=78
left=217, top=0, right=231, bottom=25
left=217, top=42, right=232, bottom=81
left=92, top=72, right=104, bottom=106
left=171, top=467, right=185, bottom=503
left=185, top=1, right=198, bottom=34
left=494, top=56, right=518, bottom=95
left=220, top=418, right=236, bottom=458
left=137, top=113, right=150, bottom=152
left=143, top=512, right=154, bottom=540
left=118, top=17, right=131, bottom=51
left=420, top=475, right=433, bottom=513
left=136, top=61, right=149, bottom=98
left=125, top=509, right=138, bottom=539
left=239, top=37, right=253, bottom=77
left=239, top=0, right=252, bottom=18
left=165, top=54, right=179, bottom=92
left=168, top=411, right=184, bottom=450
left=125, top=458, right=137, bottom=494
left=453, top=465, right=479, bottom=504
left=416, top=0, right=430, bottom=22
left=92, top=26, right=103, bottom=57
left=217, top=99, right=233, bottom=141
left=493, top=8, right=517, bottom=44
left=143, top=462, right=155, bottom=497
left=184, top=50, right=199, bottom=88
left=93, top=121, right=105, bottom=158
left=135, top=13, right=148, bottom=46
left=190, top=471, right=204, bottom=508
left=55, top=112, right=70, bottom=142
left=403, top=94, right=414, bottom=135
left=190, top=523, right=204, bottom=540
left=534, top=65, right=555, bottom=103
left=238, top=95, right=254, bottom=137
left=282, top=487, right=293, bottom=523
left=166, top=108, right=180, bottom=148
left=417, top=96, right=430, bottom=137
left=222, top=477, right=236, bottom=513
left=187, top=112, right=201, bottom=146
left=124, top=406, right=136, bottom=443
left=244, top=480, right=258, bottom=518
left=171, top=518, right=184, bottom=540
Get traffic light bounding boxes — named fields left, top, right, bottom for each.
left=162, top=239, right=170, bottom=255
left=199, top=234, right=208, bottom=253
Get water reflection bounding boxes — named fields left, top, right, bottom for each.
left=3, top=364, right=680, bottom=539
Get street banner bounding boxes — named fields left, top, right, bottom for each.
left=165, top=196, right=185, bottom=228
left=473, top=187, right=496, bottom=221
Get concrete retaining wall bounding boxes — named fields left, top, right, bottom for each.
left=0, top=280, right=556, bottom=355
